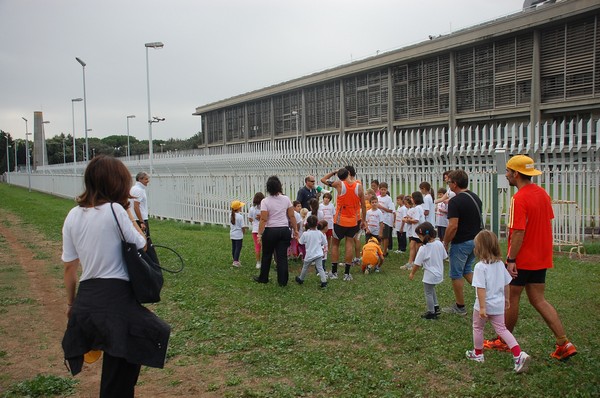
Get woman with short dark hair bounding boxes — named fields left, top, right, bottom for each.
left=254, top=175, right=299, bottom=286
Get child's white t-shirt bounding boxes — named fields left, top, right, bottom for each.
left=377, top=194, right=395, bottom=227
left=472, top=260, right=512, bottom=315
left=307, top=209, right=325, bottom=222
left=299, top=229, right=327, bottom=262
left=435, top=202, right=448, bottom=228
left=248, top=205, right=261, bottom=233
left=319, top=202, right=335, bottom=230
left=366, top=208, right=383, bottom=236
left=230, top=213, right=245, bottom=240
left=406, top=206, right=424, bottom=238
left=395, top=205, right=407, bottom=231
left=423, top=193, right=435, bottom=224
left=413, top=239, right=447, bottom=284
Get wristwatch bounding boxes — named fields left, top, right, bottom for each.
left=506, top=257, right=516, bottom=263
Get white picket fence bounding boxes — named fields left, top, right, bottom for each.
left=5, top=122, right=599, bottom=249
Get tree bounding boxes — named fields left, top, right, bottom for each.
left=1, top=130, right=15, bottom=173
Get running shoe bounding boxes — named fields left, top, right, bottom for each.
left=550, top=341, right=577, bottom=361
left=513, top=351, right=531, bottom=373
left=483, top=338, right=509, bottom=351
left=442, top=304, right=467, bottom=316
left=465, top=350, right=485, bottom=363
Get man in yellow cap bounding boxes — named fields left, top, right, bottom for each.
left=484, top=155, right=577, bottom=361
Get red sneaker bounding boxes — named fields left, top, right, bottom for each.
left=483, top=338, right=509, bottom=351
left=551, top=341, right=577, bottom=361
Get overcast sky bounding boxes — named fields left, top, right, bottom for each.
left=1, top=0, right=525, bottom=141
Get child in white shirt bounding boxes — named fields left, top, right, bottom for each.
left=366, top=196, right=384, bottom=242
left=229, top=200, right=247, bottom=267
left=466, top=230, right=531, bottom=373
left=435, top=188, right=449, bottom=241
left=295, top=216, right=328, bottom=288
left=394, top=194, right=407, bottom=253
left=409, top=222, right=447, bottom=319
left=248, top=192, right=265, bottom=269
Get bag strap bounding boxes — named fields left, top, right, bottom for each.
left=110, top=203, right=126, bottom=242
left=459, top=191, right=485, bottom=230
left=111, top=202, right=183, bottom=273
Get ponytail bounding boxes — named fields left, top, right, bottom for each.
left=230, top=209, right=236, bottom=225
left=415, top=222, right=437, bottom=244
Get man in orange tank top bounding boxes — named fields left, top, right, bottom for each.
left=321, top=167, right=366, bottom=281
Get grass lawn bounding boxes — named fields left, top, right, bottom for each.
left=0, top=183, right=599, bottom=397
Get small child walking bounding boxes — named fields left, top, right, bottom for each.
left=295, top=216, right=328, bottom=288
left=230, top=200, right=247, bottom=267
left=409, top=222, right=446, bottom=319
left=466, top=230, right=531, bottom=373
left=248, top=192, right=265, bottom=269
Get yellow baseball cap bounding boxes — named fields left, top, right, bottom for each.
left=506, top=155, right=542, bottom=176
left=230, top=200, right=245, bottom=211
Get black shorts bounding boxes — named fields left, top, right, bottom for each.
left=409, top=236, right=422, bottom=244
left=382, top=224, right=393, bottom=239
left=333, top=224, right=360, bottom=239
left=510, top=269, right=547, bottom=286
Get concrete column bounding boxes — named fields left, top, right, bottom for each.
left=530, top=29, right=542, bottom=128
left=387, top=66, right=394, bottom=148
left=448, top=52, right=457, bottom=131
left=339, top=79, right=345, bottom=145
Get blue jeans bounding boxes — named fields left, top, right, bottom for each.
left=449, top=240, right=475, bottom=280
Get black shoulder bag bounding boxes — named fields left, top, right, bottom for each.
left=110, top=203, right=164, bottom=304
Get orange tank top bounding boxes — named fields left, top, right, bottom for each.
left=334, top=180, right=361, bottom=227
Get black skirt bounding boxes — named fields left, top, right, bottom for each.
left=62, top=278, right=170, bottom=376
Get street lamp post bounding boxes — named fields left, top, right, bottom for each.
left=22, top=117, right=31, bottom=192
left=145, top=41, right=164, bottom=175
left=160, top=143, right=165, bottom=153
left=14, top=140, right=18, bottom=172
left=126, top=115, right=135, bottom=161
left=5, top=135, right=10, bottom=184
left=75, top=57, right=89, bottom=163
left=71, top=98, right=82, bottom=174
left=62, top=136, right=66, bottom=166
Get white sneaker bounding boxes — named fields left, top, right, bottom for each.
left=352, top=257, right=361, bottom=266
left=328, top=272, right=338, bottom=280
left=394, top=250, right=402, bottom=254
left=255, top=262, right=261, bottom=269
left=232, top=261, right=241, bottom=268
left=343, top=273, right=353, bottom=281
left=465, top=350, right=485, bottom=363
left=513, top=351, right=531, bottom=373
left=401, top=263, right=413, bottom=270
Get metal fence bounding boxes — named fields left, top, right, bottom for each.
left=5, top=121, right=599, bottom=240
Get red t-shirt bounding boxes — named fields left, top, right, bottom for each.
left=507, top=184, right=554, bottom=270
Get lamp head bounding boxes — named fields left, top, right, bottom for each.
left=145, top=42, right=164, bottom=49
left=72, top=98, right=83, bottom=102
left=22, top=117, right=27, bottom=122
left=75, top=57, right=86, bottom=67
left=127, top=115, right=136, bottom=119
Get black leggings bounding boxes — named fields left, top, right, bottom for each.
left=258, top=227, right=292, bottom=286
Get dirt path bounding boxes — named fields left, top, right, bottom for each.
left=0, top=209, right=214, bottom=397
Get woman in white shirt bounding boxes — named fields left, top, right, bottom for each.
left=61, top=155, right=170, bottom=397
